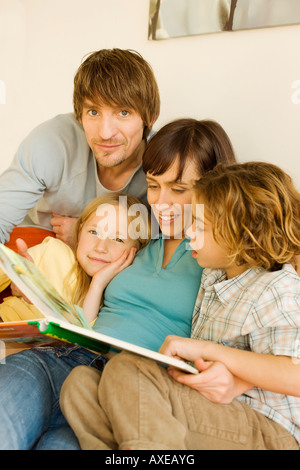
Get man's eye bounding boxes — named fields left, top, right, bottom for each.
left=88, top=110, right=98, bottom=116
left=119, top=110, right=129, bottom=117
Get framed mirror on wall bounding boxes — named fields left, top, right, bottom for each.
left=148, top=0, right=300, bottom=40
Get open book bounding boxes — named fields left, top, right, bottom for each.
left=0, top=243, right=198, bottom=374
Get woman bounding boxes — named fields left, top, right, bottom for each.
left=64, top=162, right=300, bottom=450
left=0, top=118, right=236, bottom=450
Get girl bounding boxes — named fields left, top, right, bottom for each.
left=67, top=192, right=150, bottom=322
left=0, top=192, right=148, bottom=324
left=0, top=118, right=236, bottom=450
left=80, top=161, right=300, bottom=450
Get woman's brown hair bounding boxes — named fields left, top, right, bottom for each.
left=143, top=118, right=236, bottom=181
left=73, top=49, right=160, bottom=139
left=193, top=161, right=300, bottom=271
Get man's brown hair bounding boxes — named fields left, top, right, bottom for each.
left=73, top=49, right=160, bottom=139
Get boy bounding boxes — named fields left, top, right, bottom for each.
left=60, top=161, right=300, bottom=450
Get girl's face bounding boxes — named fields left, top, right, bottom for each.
left=146, top=156, right=198, bottom=240
left=77, top=205, right=139, bottom=277
left=187, top=198, right=247, bottom=279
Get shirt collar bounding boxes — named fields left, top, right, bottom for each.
left=203, top=267, right=266, bottom=305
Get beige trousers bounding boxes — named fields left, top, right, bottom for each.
left=60, top=352, right=299, bottom=450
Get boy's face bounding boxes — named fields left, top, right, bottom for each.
left=80, top=99, right=145, bottom=169
left=187, top=199, right=247, bottom=279
left=76, top=205, right=139, bottom=277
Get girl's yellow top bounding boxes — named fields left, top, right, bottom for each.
left=0, top=237, right=76, bottom=322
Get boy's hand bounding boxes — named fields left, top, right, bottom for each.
left=160, top=335, right=252, bottom=404
left=168, top=359, right=241, bottom=404
left=159, top=335, right=204, bottom=362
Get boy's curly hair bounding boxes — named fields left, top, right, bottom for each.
left=193, top=161, right=300, bottom=271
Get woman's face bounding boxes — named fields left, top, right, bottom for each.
left=146, top=156, right=199, bottom=240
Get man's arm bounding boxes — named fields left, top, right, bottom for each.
left=0, top=155, right=46, bottom=243
left=0, top=117, right=68, bottom=244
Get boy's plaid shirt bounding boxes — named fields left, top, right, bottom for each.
left=191, top=264, right=300, bottom=444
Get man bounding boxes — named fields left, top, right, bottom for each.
left=0, top=49, right=160, bottom=246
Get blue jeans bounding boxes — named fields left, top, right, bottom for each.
left=0, top=344, right=106, bottom=450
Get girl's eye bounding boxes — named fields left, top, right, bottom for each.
left=114, top=237, right=124, bottom=243
left=88, top=110, right=98, bottom=116
left=88, top=229, right=98, bottom=235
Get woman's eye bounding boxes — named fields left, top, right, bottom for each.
left=172, top=188, right=186, bottom=194
left=88, top=229, right=98, bottom=235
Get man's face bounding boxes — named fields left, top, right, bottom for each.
left=80, top=99, right=145, bottom=168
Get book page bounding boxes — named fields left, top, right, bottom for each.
left=36, top=317, right=199, bottom=374
left=0, top=243, right=91, bottom=330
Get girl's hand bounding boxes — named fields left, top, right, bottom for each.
left=91, top=246, right=137, bottom=289
left=83, top=247, right=137, bottom=323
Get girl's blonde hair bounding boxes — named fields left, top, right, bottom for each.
left=65, top=192, right=150, bottom=306
left=193, top=161, right=300, bottom=271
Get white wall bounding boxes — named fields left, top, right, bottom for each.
left=0, top=0, right=300, bottom=186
